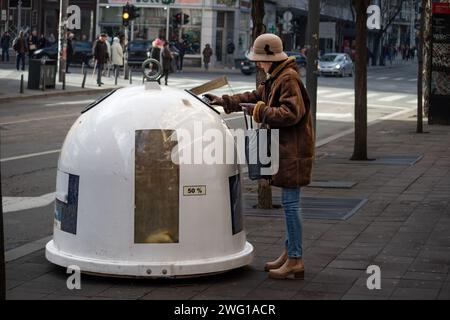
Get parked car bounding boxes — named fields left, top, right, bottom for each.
left=240, top=51, right=307, bottom=76
left=127, top=40, right=152, bottom=67
left=32, top=40, right=95, bottom=67
left=318, top=53, right=354, bottom=77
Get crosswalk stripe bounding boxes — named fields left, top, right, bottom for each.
left=376, top=77, right=388, bottom=80
left=322, top=91, right=354, bottom=98
left=406, top=99, right=417, bottom=104
left=393, top=77, right=405, bottom=81
left=378, top=94, right=408, bottom=102
left=367, top=93, right=380, bottom=98
left=408, top=78, right=417, bottom=82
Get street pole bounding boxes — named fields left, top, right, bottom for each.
left=417, top=0, right=426, bottom=133
left=124, top=25, right=129, bottom=80
left=165, top=6, right=170, bottom=42
left=17, top=0, right=22, bottom=33
left=58, top=0, right=68, bottom=83
left=305, top=0, right=320, bottom=135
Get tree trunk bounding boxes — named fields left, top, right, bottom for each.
left=251, top=0, right=272, bottom=209
left=351, top=0, right=370, bottom=161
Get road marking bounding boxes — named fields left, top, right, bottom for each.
left=44, top=99, right=94, bottom=106
left=323, top=91, right=354, bottom=98
left=317, top=99, right=409, bottom=110
left=317, top=89, right=332, bottom=94
left=5, top=236, right=53, bottom=262
left=0, top=149, right=61, bottom=163
left=2, top=192, right=55, bottom=213
left=0, top=113, right=79, bottom=126
left=367, top=93, right=380, bottom=98
left=317, top=112, right=353, bottom=119
left=406, top=99, right=418, bottom=104
left=376, top=77, right=388, bottom=80
left=393, top=77, right=405, bottom=81
left=408, top=78, right=417, bottom=82
left=378, top=94, right=408, bottom=102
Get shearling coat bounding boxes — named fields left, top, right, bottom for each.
left=222, top=57, right=315, bottom=187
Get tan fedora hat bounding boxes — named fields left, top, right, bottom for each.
left=247, top=33, right=288, bottom=62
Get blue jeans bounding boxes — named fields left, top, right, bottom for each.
left=16, top=52, right=25, bottom=70
left=282, top=187, right=303, bottom=258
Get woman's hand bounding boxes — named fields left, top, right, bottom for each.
left=203, top=94, right=224, bottom=106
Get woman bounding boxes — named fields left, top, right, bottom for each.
left=205, top=33, right=314, bottom=280
left=202, top=44, right=213, bottom=70
left=150, top=38, right=163, bottom=84
left=27, top=31, right=38, bottom=58
left=161, top=41, right=172, bottom=85
left=111, top=37, right=124, bottom=77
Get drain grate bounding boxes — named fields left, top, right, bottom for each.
left=243, top=194, right=367, bottom=220
left=319, top=155, right=423, bottom=166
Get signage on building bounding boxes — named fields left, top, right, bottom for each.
left=429, top=2, right=450, bottom=125
left=9, top=0, right=32, bottom=8
left=67, top=5, right=81, bottom=30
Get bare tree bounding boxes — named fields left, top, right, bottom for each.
left=372, top=0, right=406, bottom=66
left=251, top=0, right=273, bottom=209
left=351, top=0, right=370, bottom=161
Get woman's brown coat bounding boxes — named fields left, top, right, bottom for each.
left=222, top=57, right=315, bottom=187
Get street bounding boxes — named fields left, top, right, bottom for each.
left=1, top=62, right=418, bottom=251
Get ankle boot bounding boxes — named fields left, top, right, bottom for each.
left=264, top=249, right=288, bottom=272
left=268, top=257, right=305, bottom=280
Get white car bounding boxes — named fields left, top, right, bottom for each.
left=318, top=53, right=354, bottom=77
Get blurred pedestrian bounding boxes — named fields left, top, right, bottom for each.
left=111, top=37, right=124, bottom=77
left=48, top=33, right=56, bottom=46
left=28, top=30, right=38, bottom=58
left=161, top=41, right=172, bottom=85
left=94, top=33, right=109, bottom=86
left=13, top=31, right=27, bottom=70
left=151, top=38, right=163, bottom=84
left=175, top=39, right=186, bottom=71
left=38, top=34, right=47, bottom=49
left=226, top=38, right=235, bottom=69
left=204, top=33, right=314, bottom=280
left=202, top=44, right=213, bottom=70
left=1, top=32, right=11, bottom=62
left=66, top=33, right=74, bottom=73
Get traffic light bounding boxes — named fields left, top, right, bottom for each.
left=130, top=5, right=140, bottom=20
left=183, top=13, right=189, bottom=25
left=122, top=4, right=130, bottom=27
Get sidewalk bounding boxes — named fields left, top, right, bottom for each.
left=0, top=65, right=242, bottom=102
left=4, top=109, right=450, bottom=300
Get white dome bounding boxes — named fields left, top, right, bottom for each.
left=46, top=84, right=254, bottom=278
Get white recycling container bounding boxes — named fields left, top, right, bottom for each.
left=45, top=84, right=254, bottom=278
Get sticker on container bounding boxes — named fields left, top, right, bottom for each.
left=183, top=185, right=206, bottom=196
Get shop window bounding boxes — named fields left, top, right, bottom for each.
left=134, top=130, right=180, bottom=244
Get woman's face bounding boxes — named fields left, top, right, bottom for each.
left=257, top=61, right=273, bottom=73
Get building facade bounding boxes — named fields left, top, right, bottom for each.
left=97, top=0, right=255, bottom=67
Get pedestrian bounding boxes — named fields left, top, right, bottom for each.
left=13, top=31, right=27, bottom=71
left=38, top=34, right=47, bottom=49
left=161, top=41, right=172, bottom=85
left=103, top=35, right=112, bottom=77
left=226, top=38, right=235, bottom=69
left=1, top=31, right=11, bottom=62
left=66, top=33, right=74, bottom=73
left=175, top=39, right=186, bottom=71
left=47, top=33, right=56, bottom=46
left=204, top=33, right=314, bottom=280
left=202, top=44, right=213, bottom=70
left=111, top=37, right=124, bottom=78
left=27, top=30, right=38, bottom=58
left=150, top=38, right=163, bottom=84
left=94, top=33, right=109, bottom=87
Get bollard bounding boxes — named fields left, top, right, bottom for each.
left=62, top=73, right=66, bottom=90
left=20, top=74, right=24, bottom=94
left=129, top=69, right=132, bottom=84
left=81, top=62, right=85, bottom=75
left=41, top=67, right=46, bottom=92
left=142, top=74, right=145, bottom=84
left=115, top=68, right=118, bottom=86
left=81, top=69, right=87, bottom=88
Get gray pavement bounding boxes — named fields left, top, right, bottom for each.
left=3, top=60, right=450, bottom=300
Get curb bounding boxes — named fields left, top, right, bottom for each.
left=0, top=87, right=121, bottom=103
